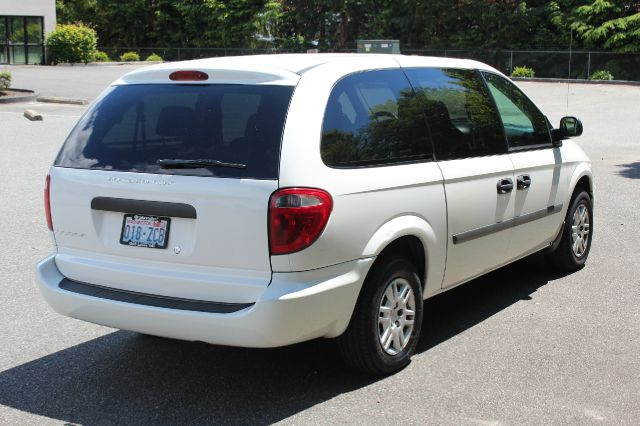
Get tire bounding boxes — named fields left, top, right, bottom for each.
left=547, top=190, right=593, bottom=272
left=338, top=257, right=423, bottom=375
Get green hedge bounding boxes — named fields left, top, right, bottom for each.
left=46, top=24, right=98, bottom=64
left=590, top=70, right=614, bottom=81
left=145, top=53, right=163, bottom=62
left=120, top=51, right=140, bottom=62
left=511, top=66, right=535, bottom=78
left=93, top=50, right=110, bottom=62
left=0, top=71, right=11, bottom=92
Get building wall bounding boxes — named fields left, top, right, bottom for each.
left=0, top=0, right=56, bottom=36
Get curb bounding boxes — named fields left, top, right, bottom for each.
left=24, top=109, right=43, bottom=121
left=0, top=88, right=38, bottom=104
left=512, top=77, right=640, bottom=87
left=37, top=96, right=89, bottom=105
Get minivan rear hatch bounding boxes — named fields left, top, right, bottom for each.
left=50, top=72, right=295, bottom=304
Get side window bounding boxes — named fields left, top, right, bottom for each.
left=404, top=68, right=506, bottom=161
left=482, top=72, right=551, bottom=148
left=321, top=69, right=432, bottom=167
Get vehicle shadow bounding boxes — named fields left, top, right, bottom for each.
left=0, top=254, right=566, bottom=425
left=616, top=161, right=640, bottom=179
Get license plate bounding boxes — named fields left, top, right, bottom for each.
left=119, top=214, right=171, bottom=249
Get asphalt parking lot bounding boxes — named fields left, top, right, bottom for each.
left=0, top=66, right=638, bottom=425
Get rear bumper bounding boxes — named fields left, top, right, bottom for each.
left=36, top=255, right=373, bottom=348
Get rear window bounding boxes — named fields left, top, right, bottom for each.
left=55, top=84, right=294, bottom=179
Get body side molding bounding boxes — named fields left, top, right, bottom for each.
left=453, top=204, right=563, bottom=244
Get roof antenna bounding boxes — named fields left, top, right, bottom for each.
left=566, top=28, right=573, bottom=115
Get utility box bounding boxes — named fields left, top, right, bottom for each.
left=357, top=40, right=400, bottom=54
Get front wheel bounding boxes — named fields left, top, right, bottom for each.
left=547, top=190, right=593, bottom=272
left=338, top=257, right=423, bottom=375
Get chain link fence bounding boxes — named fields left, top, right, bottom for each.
left=99, top=47, right=640, bottom=82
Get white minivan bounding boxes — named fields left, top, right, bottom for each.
left=37, top=54, right=593, bottom=374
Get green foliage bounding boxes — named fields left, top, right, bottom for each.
left=0, top=71, right=11, bottom=92
left=93, top=50, right=110, bottom=62
left=119, top=51, right=140, bottom=62
left=145, top=53, right=163, bottom=62
left=46, top=23, right=98, bottom=64
left=590, top=69, right=615, bottom=79
left=53, top=0, right=638, bottom=52
left=571, top=1, right=640, bottom=52
left=511, top=66, right=536, bottom=78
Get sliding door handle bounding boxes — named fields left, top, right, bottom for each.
left=497, top=178, right=513, bottom=194
left=517, top=174, right=532, bottom=190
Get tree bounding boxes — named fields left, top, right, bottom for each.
left=571, top=0, right=640, bottom=52
left=53, top=0, right=640, bottom=53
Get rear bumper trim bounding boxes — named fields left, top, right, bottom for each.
left=91, top=197, right=197, bottom=218
left=37, top=255, right=373, bottom=347
left=59, top=278, right=253, bottom=314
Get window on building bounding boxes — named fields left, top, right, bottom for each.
left=0, top=16, right=44, bottom=65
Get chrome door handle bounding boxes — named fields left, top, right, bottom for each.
left=497, top=178, right=514, bottom=194
left=517, top=174, right=531, bottom=190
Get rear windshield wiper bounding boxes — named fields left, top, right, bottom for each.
left=158, top=159, right=247, bottom=169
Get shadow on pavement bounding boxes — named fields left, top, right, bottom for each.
left=0, top=254, right=566, bottom=424
left=616, top=161, right=640, bottom=179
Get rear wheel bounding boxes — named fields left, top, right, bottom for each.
left=547, top=190, right=593, bottom=272
left=338, top=257, right=423, bottom=375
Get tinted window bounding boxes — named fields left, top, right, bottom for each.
left=482, top=72, right=551, bottom=148
left=404, top=68, right=506, bottom=161
left=321, top=69, right=432, bottom=167
left=55, top=84, right=293, bottom=179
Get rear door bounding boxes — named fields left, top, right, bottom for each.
left=50, top=79, right=294, bottom=304
left=405, top=68, right=515, bottom=288
left=482, top=72, right=567, bottom=260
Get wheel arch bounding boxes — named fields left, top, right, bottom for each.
left=361, top=215, right=443, bottom=297
left=550, top=166, right=594, bottom=251
left=568, top=165, right=594, bottom=203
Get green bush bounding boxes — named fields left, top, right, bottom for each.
left=0, top=71, right=11, bottom=92
left=145, top=53, right=163, bottom=62
left=511, top=66, right=535, bottom=78
left=93, top=50, right=110, bottom=62
left=119, top=51, right=140, bottom=62
left=590, top=70, right=614, bottom=81
left=46, top=24, right=98, bottom=64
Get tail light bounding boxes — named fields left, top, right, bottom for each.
left=269, top=188, right=332, bottom=255
left=169, top=70, right=209, bottom=81
left=45, top=174, right=53, bottom=230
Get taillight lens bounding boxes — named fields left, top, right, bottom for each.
left=45, top=174, right=53, bottom=230
left=269, top=188, right=333, bottom=255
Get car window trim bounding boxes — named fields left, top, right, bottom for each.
left=326, top=155, right=434, bottom=169
left=508, top=143, right=557, bottom=153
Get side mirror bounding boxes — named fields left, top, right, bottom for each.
left=560, top=116, right=583, bottom=137
left=552, top=116, right=583, bottom=145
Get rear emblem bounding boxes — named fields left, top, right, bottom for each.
left=174, top=246, right=181, bottom=254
